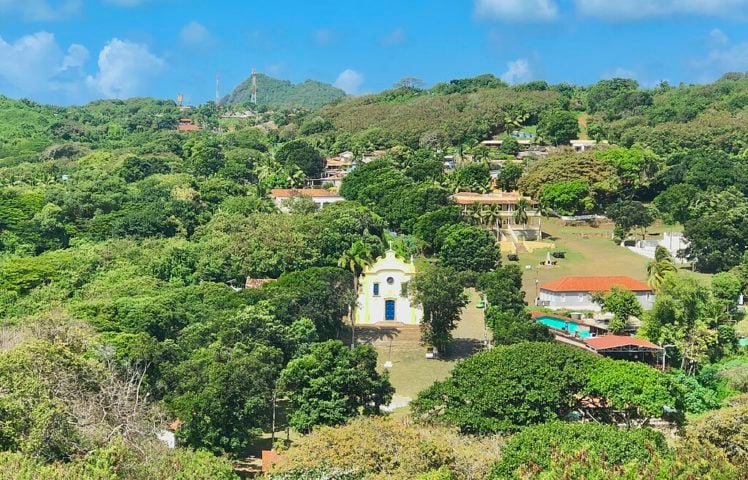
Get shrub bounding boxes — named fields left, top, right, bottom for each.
left=411, top=343, right=599, bottom=433
left=488, top=422, right=667, bottom=479
left=270, top=416, right=502, bottom=480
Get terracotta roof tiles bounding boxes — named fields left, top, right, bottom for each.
left=539, top=276, right=652, bottom=293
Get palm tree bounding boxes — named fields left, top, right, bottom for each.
left=647, top=246, right=677, bottom=291
left=486, top=204, right=502, bottom=241
left=513, top=197, right=530, bottom=230
left=338, top=241, right=375, bottom=349
left=467, top=203, right=486, bottom=226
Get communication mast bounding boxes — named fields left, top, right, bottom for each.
left=250, top=68, right=257, bottom=106
left=215, top=73, right=221, bottom=105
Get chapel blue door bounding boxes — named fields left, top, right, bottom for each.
left=385, top=300, right=396, bottom=321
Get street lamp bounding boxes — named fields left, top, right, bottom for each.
left=526, top=264, right=540, bottom=305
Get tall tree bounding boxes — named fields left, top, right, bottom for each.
left=410, top=265, right=468, bottom=353
left=337, top=240, right=375, bottom=348
left=279, top=340, right=393, bottom=433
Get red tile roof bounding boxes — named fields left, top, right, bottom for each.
left=269, top=188, right=341, bottom=198
left=451, top=191, right=538, bottom=205
left=539, top=276, right=652, bottom=293
left=584, top=335, right=662, bottom=351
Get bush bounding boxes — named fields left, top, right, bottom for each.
left=411, top=343, right=599, bottom=433
left=719, top=358, right=748, bottom=393
left=684, top=393, right=748, bottom=474
left=270, top=416, right=502, bottom=480
left=488, top=422, right=667, bottom=479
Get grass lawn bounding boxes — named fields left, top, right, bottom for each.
left=369, top=289, right=487, bottom=400
left=509, top=218, right=712, bottom=304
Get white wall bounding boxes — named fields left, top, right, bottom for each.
left=539, top=289, right=654, bottom=311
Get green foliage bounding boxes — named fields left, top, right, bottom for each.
left=640, top=273, right=730, bottom=372
left=584, top=359, right=684, bottom=425
left=410, top=265, right=469, bottom=352
left=540, top=179, right=593, bottom=215
left=537, top=110, right=579, bottom=145
left=496, top=162, right=523, bottom=191
left=484, top=309, right=553, bottom=345
left=489, top=421, right=666, bottom=479
left=279, top=341, right=393, bottom=432
left=668, top=370, right=721, bottom=413
left=267, top=267, right=353, bottom=339
left=275, top=140, right=325, bottom=178
left=269, top=416, right=502, bottom=480
left=412, top=206, right=465, bottom=253
left=437, top=225, right=500, bottom=273
left=0, top=443, right=239, bottom=480
left=412, top=343, right=598, bottom=433
left=592, top=286, right=642, bottom=333
left=518, top=151, right=615, bottom=203
left=606, top=200, right=655, bottom=240
left=446, top=162, right=491, bottom=193
left=684, top=394, right=748, bottom=476
left=224, top=73, right=346, bottom=110
left=683, top=188, right=748, bottom=272
left=340, top=159, right=449, bottom=231
left=166, top=342, right=282, bottom=453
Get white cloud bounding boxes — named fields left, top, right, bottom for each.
left=500, top=58, right=533, bottom=84
left=0, top=0, right=81, bottom=21
left=86, top=39, right=164, bottom=99
left=474, top=0, right=559, bottom=22
left=334, top=68, right=364, bottom=95
left=574, top=0, right=748, bottom=20
left=709, top=28, right=729, bottom=46
left=0, top=32, right=88, bottom=96
left=696, top=42, right=748, bottom=77
left=379, top=28, right=406, bottom=47
left=179, top=21, right=213, bottom=47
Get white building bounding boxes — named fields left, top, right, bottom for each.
left=269, top=188, right=344, bottom=212
left=537, top=276, right=654, bottom=312
left=356, top=249, right=423, bottom=325
left=628, top=232, right=690, bottom=264
left=569, top=139, right=597, bottom=151
left=451, top=191, right=542, bottom=241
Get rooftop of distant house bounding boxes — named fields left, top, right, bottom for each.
left=177, top=118, right=200, bottom=132
left=269, top=188, right=342, bottom=198
left=540, top=276, right=652, bottom=293
left=451, top=191, right=538, bottom=205
left=583, top=335, right=662, bottom=352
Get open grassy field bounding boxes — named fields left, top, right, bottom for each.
left=360, top=289, right=487, bottom=401
left=511, top=218, right=712, bottom=304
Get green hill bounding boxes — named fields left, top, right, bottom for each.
left=224, top=73, right=347, bottom=110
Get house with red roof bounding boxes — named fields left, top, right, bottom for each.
left=537, top=275, right=654, bottom=312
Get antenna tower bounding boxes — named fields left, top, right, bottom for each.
left=215, top=73, right=221, bottom=105
left=251, top=68, right=257, bottom=105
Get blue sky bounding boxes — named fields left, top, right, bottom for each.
left=1, top=0, right=747, bottom=105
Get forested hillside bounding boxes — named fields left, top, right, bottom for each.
left=1, top=72, right=748, bottom=478
left=223, top=73, right=347, bottom=110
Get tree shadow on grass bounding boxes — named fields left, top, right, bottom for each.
left=342, top=326, right=405, bottom=345
left=442, top=338, right=484, bottom=361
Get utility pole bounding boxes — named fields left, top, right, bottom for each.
left=215, top=73, right=221, bottom=106
left=251, top=68, right=257, bottom=106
